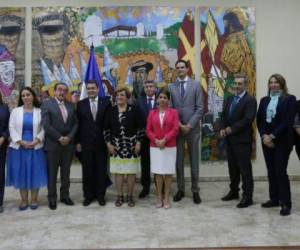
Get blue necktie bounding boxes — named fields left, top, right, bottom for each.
left=147, top=97, right=153, bottom=111
left=229, top=96, right=239, bottom=117
left=180, top=81, right=185, bottom=98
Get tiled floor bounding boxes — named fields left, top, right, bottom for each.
left=1, top=181, right=300, bottom=249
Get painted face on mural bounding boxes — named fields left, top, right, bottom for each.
left=0, top=61, right=15, bottom=87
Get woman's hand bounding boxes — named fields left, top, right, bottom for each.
left=107, top=142, right=117, bottom=155
left=155, top=138, right=166, bottom=149
left=134, top=142, right=141, bottom=155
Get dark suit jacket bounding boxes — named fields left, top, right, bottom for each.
left=257, top=94, right=296, bottom=149
left=135, top=96, right=156, bottom=128
left=76, top=97, right=111, bottom=151
left=220, top=92, right=257, bottom=145
left=41, top=98, right=78, bottom=151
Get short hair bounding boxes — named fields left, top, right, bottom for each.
left=86, top=80, right=98, bottom=87
left=54, top=82, right=68, bottom=91
left=175, top=59, right=189, bottom=68
left=234, top=73, right=248, bottom=84
left=268, top=73, right=288, bottom=95
left=18, top=87, right=40, bottom=107
left=144, top=80, right=156, bottom=86
left=158, top=87, right=170, bottom=100
left=114, top=84, right=131, bottom=99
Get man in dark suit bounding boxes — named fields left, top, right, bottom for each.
left=41, top=82, right=78, bottom=210
left=169, top=59, right=204, bottom=204
left=135, top=80, right=157, bottom=198
left=220, top=73, right=257, bottom=208
left=76, top=80, right=111, bottom=206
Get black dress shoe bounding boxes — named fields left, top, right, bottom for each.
left=261, top=200, right=280, bottom=208
left=83, top=199, right=93, bottom=207
left=280, top=204, right=291, bottom=216
left=60, top=197, right=74, bottom=206
left=221, top=191, right=239, bottom=201
left=49, top=201, right=57, bottom=210
left=138, top=189, right=150, bottom=199
left=98, top=198, right=106, bottom=206
left=236, top=198, right=253, bottom=208
left=193, top=192, right=202, bottom=204
left=173, top=191, right=184, bottom=202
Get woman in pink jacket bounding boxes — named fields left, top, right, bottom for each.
left=146, top=88, right=179, bottom=209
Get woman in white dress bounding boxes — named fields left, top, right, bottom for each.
left=146, top=88, right=179, bottom=209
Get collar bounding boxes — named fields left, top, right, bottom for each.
left=146, top=95, right=155, bottom=100
left=236, top=90, right=246, bottom=99
left=89, top=96, right=98, bottom=102
left=177, top=76, right=189, bottom=82
left=55, top=97, right=64, bottom=104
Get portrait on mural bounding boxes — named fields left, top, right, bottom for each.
left=31, top=6, right=195, bottom=101
left=200, top=7, right=256, bottom=161
left=0, top=8, right=25, bottom=109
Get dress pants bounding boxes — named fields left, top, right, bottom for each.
left=0, top=147, right=6, bottom=206
left=176, top=129, right=200, bottom=193
left=140, top=137, right=150, bottom=192
left=226, top=142, right=253, bottom=199
left=262, top=144, right=292, bottom=206
left=81, top=149, right=108, bottom=200
left=46, top=145, right=74, bottom=202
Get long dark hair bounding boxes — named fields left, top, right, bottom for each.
left=18, top=87, right=40, bottom=107
left=0, top=91, right=3, bottom=105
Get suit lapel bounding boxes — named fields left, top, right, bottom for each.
left=52, top=98, right=65, bottom=123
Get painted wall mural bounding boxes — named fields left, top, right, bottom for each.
left=31, top=6, right=195, bottom=101
left=0, top=7, right=25, bottom=109
left=200, top=7, right=256, bottom=161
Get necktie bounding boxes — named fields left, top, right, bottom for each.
left=91, top=100, right=97, bottom=121
left=58, top=102, right=68, bottom=123
left=147, top=97, right=153, bottom=111
left=229, top=96, right=239, bottom=118
left=180, top=81, right=185, bottom=98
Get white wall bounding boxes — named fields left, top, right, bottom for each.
left=1, top=0, right=299, bottom=178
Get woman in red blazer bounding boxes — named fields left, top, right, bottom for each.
left=146, top=88, right=179, bottom=209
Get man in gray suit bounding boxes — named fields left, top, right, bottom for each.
left=41, top=82, right=78, bottom=210
left=169, top=59, right=204, bottom=204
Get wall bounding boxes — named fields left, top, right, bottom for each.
left=1, top=0, right=299, bottom=178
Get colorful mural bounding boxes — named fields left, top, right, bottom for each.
left=0, top=8, right=25, bottom=109
left=31, top=6, right=195, bottom=101
left=200, top=7, right=256, bottom=161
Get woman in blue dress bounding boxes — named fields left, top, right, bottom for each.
left=7, top=87, right=47, bottom=210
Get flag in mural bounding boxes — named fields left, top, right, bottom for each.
left=200, top=7, right=256, bottom=161
left=0, top=7, right=25, bottom=109
left=31, top=6, right=195, bottom=101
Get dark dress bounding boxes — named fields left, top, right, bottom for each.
left=6, top=112, right=47, bottom=189
left=104, top=104, right=144, bottom=174
left=0, top=104, right=9, bottom=206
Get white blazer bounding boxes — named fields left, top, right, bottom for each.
left=9, top=106, right=44, bottom=150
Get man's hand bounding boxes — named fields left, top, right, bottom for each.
left=76, top=144, right=82, bottom=152
left=220, top=129, right=226, bottom=138
left=0, top=136, right=5, bottom=147
left=59, top=136, right=71, bottom=146
left=225, top=127, right=232, bottom=135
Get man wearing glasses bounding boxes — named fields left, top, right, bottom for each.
left=168, top=59, right=204, bottom=204
left=41, top=82, right=78, bottom=210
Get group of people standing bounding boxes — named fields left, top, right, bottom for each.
left=0, top=59, right=299, bottom=217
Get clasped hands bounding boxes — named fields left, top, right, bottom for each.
left=18, top=138, right=40, bottom=149
left=155, top=138, right=166, bottom=149
left=58, top=136, right=71, bottom=146
left=106, top=142, right=141, bottom=156
left=220, top=127, right=232, bottom=138
left=262, top=134, right=275, bottom=148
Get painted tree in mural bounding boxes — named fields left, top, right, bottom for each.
left=200, top=7, right=256, bottom=161
left=31, top=7, right=195, bottom=101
